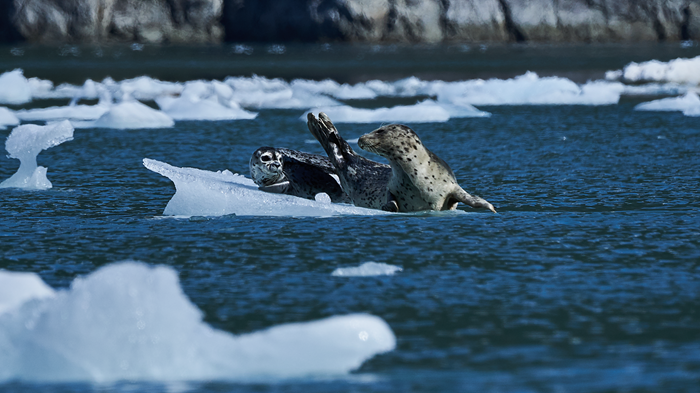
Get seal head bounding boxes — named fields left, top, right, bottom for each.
left=358, top=124, right=496, bottom=213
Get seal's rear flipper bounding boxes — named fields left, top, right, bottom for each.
left=307, top=113, right=356, bottom=163
left=452, top=188, right=497, bottom=213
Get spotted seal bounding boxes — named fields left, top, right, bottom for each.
left=357, top=124, right=496, bottom=213
left=307, top=113, right=392, bottom=210
left=249, top=146, right=350, bottom=203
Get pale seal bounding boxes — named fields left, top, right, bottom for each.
left=307, top=113, right=392, bottom=210
left=249, top=146, right=350, bottom=203
left=357, top=124, right=497, bottom=213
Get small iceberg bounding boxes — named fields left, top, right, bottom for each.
left=303, top=99, right=489, bottom=124
left=73, top=99, right=174, bottom=129
left=331, top=262, right=403, bottom=277
left=634, top=92, right=700, bottom=117
left=0, top=69, right=32, bottom=105
left=0, top=107, right=20, bottom=129
left=143, top=159, right=388, bottom=217
left=0, top=120, right=74, bottom=190
left=0, top=262, right=396, bottom=383
left=607, top=56, right=700, bottom=85
left=156, top=81, right=258, bottom=121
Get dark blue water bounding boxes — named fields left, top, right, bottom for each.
left=1, top=45, right=700, bottom=392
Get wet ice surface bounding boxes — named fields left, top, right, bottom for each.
left=0, top=262, right=395, bottom=383
left=143, top=159, right=388, bottom=217
left=635, top=92, right=700, bottom=117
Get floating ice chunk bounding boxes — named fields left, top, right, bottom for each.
left=15, top=100, right=110, bottom=122
left=143, top=158, right=388, bottom=217
left=0, top=69, right=32, bottom=105
left=27, top=77, right=57, bottom=99
left=331, top=262, right=403, bottom=277
left=612, top=56, right=700, bottom=85
left=291, top=79, right=378, bottom=100
left=303, top=99, right=488, bottom=123
left=0, top=120, right=74, bottom=190
left=119, top=76, right=183, bottom=101
left=0, top=271, right=55, bottom=315
left=73, top=99, right=174, bottom=129
left=635, top=92, right=700, bottom=117
left=0, top=107, right=20, bottom=129
left=437, top=72, right=623, bottom=106
left=225, top=75, right=340, bottom=109
left=155, top=81, right=258, bottom=121
left=0, top=262, right=395, bottom=383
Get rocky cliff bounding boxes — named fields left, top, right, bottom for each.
left=2, top=0, right=699, bottom=44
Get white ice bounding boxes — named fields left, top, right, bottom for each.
left=0, top=261, right=396, bottom=383
left=0, top=271, right=55, bottom=315
left=224, top=75, right=341, bottom=109
left=0, top=107, right=20, bottom=129
left=143, top=158, right=389, bottom=217
left=0, top=120, right=74, bottom=190
left=635, top=92, right=700, bottom=117
left=73, top=98, right=174, bottom=129
left=331, top=262, right=403, bottom=277
left=303, top=99, right=489, bottom=123
left=434, top=72, right=624, bottom=106
left=608, top=56, right=700, bottom=85
left=156, top=81, right=258, bottom=121
left=0, top=69, right=32, bottom=105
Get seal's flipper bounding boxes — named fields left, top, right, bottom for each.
left=451, top=187, right=497, bottom=213
left=282, top=156, right=350, bottom=203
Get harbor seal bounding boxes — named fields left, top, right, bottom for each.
left=307, top=113, right=392, bottom=210
left=249, top=146, right=350, bottom=203
left=357, top=124, right=496, bottom=213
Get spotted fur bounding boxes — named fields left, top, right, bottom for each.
left=307, top=113, right=392, bottom=210
left=357, top=124, right=496, bottom=213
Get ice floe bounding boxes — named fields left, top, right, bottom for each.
left=73, top=98, right=174, bottom=129
left=143, top=158, right=388, bottom=217
left=607, top=56, right=700, bottom=85
left=635, top=92, right=700, bottom=117
left=0, top=69, right=32, bottom=105
left=0, top=120, right=74, bottom=190
left=155, top=81, right=257, bottom=121
left=0, top=262, right=396, bottom=383
left=0, top=271, right=55, bottom=315
left=0, top=107, right=20, bottom=129
left=331, top=262, right=403, bottom=277
left=304, top=99, right=489, bottom=123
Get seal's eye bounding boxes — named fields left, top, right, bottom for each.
left=261, top=155, right=271, bottom=162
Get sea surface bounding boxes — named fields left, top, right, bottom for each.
left=1, top=43, right=700, bottom=392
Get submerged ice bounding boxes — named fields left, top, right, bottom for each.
left=0, top=121, right=74, bottom=190
left=0, top=262, right=396, bottom=383
left=143, top=159, right=388, bottom=217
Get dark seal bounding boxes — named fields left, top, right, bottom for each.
left=249, top=146, right=349, bottom=203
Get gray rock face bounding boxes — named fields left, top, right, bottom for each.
left=8, top=0, right=223, bottom=43
left=3, top=0, right=700, bottom=43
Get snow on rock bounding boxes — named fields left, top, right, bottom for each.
left=0, top=120, right=74, bottom=190
left=143, top=158, right=388, bottom=217
left=0, top=262, right=396, bottom=383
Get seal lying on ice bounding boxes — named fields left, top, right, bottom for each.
left=249, top=146, right=349, bottom=203
left=358, top=124, right=496, bottom=213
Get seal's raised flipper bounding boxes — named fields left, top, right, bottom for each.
left=306, top=113, right=392, bottom=210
